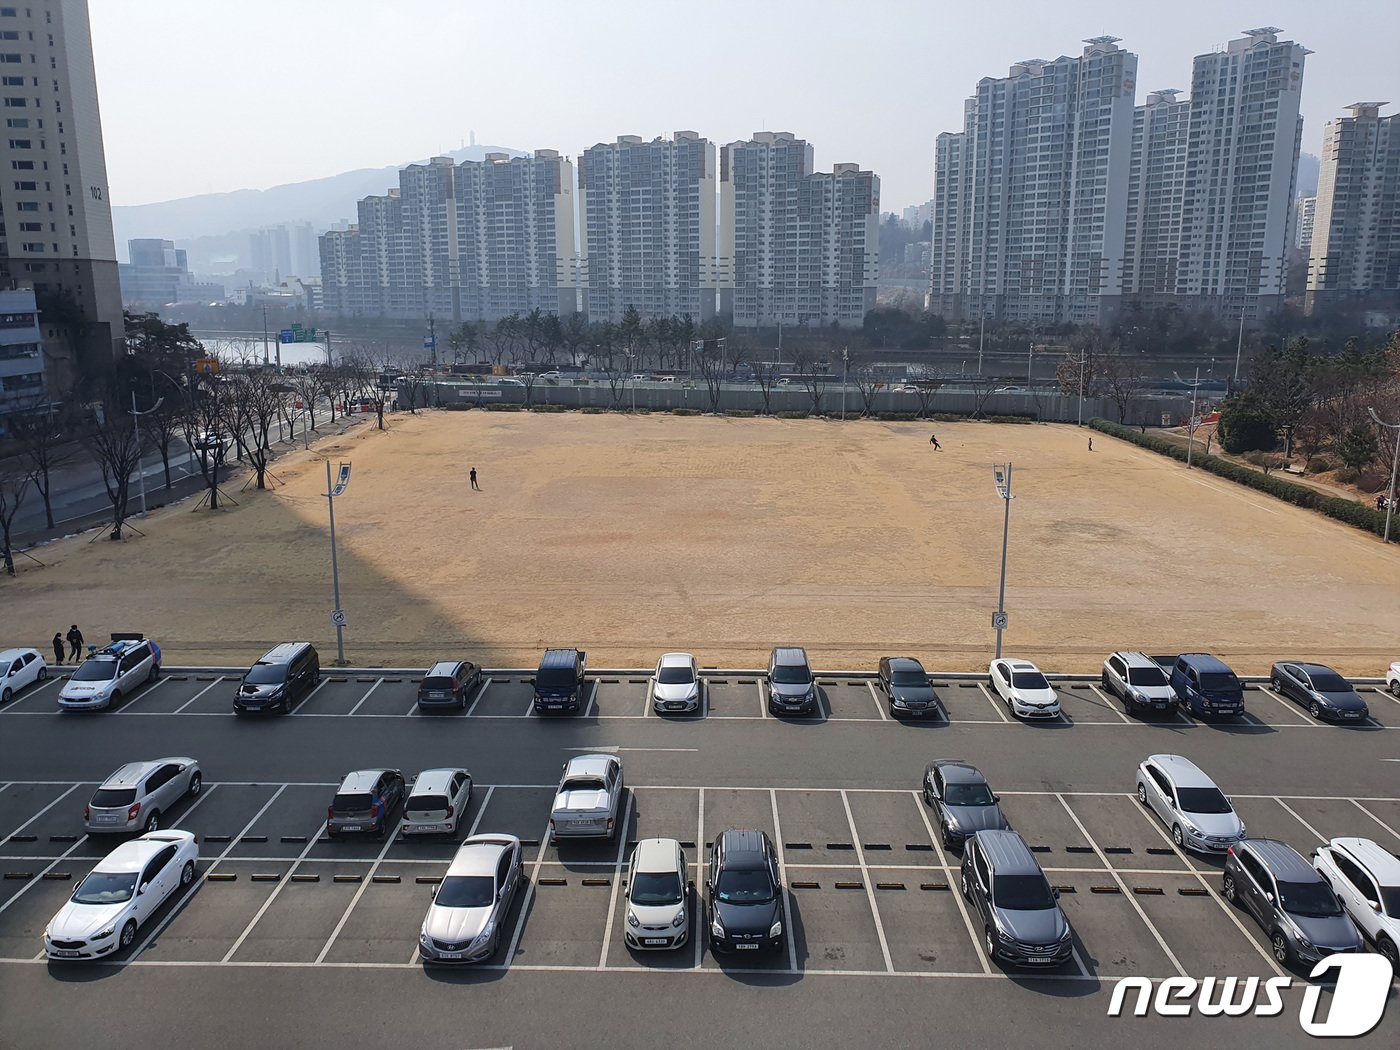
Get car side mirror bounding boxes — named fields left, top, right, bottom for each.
left=429, top=885, right=437, bottom=898
left=1053, top=888, right=1060, bottom=899
left=992, top=794, right=1001, bottom=802
left=1367, top=899, right=1381, bottom=911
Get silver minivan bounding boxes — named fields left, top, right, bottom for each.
left=85, top=758, right=202, bottom=834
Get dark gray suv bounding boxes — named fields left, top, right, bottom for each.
left=766, top=647, right=817, bottom=716
left=961, top=829, right=1074, bottom=968
left=1223, top=838, right=1363, bottom=967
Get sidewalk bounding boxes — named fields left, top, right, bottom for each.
left=1152, top=426, right=1368, bottom=504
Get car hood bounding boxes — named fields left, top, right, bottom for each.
left=424, top=903, right=492, bottom=943
left=994, top=905, right=1068, bottom=945
left=239, top=682, right=282, bottom=696
left=1128, top=684, right=1176, bottom=701
left=553, top=788, right=608, bottom=814
left=48, top=899, right=128, bottom=940
left=1179, top=810, right=1244, bottom=838
left=630, top=901, right=685, bottom=926
left=654, top=681, right=699, bottom=702
left=891, top=686, right=935, bottom=704
left=714, top=897, right=780, bottom=935
left=1291, top=912, right=1362, bottom=951
left=771, top=682, right=813, bottom=698
left=944, top=804, right=1010, bottom=834
left=59, top=682, right=108, bottom=697
left=1013, top=687, right=1058, bottom=705
left=1315, top=689, right=1367, bottom=712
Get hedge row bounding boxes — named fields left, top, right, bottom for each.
left=1089, top=418, right=1390, bottom=537
left=485, top=403, right=522, bottom=412
left=670, top=407, right=702, bottom=416
left=529, top=403, right=567, bottom=413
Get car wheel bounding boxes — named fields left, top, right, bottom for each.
left=1377, top=935, right=1398, bottom=973
left=1171, top=823, right=1184, bottom=848
left=960, top=870, right=970, bottom=898
left=1270, top=929, right=1291, bottom=966
left=1136, top=782, right=1148, bottom=806
left=1391, top=679, right=1400, bottom=697
left=1271, top=676, right=1283, bottom=694
left=108, top=690, right=122, bottom=709
left=188, top=772, right=202, bottom=797
left=922, top=787, right=932, bottom=806
left=1308, top=700, right=1322, bottom=719
left=37, top=666, right=47, bottom=681
left=180, top=860, right=195, bottom=886
left=1101, top=671, right=1110, bottom=689
left=1222, top=873, right=1237, bottom=904
left=119, top=920, right=138, bottom=950
left=144, top=809, right=160, bottom=833
left=942, top=825, right=956, bottom=849
left=0, top=687, right=9, bottom=704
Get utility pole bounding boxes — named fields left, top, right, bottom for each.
left=1174, top=368, right=1207, bottom=469
left=324, top=329, right=333, bottom=367
left=1068, top=349, right=1090, bottom=427
left=1027, top=341, right=1034, bottom=388
left=992, top=463, right=1014, bottom=660
left=129, top=388, right=164, bottom=517
left=978, top=314, right=986, bottom=376
left=324, top=460, right=351, bottom=664
left=428, top=313, right=437, bottom=371
left=262, top=305, right=270, bottom=367
left=1233, top=305, right=1246, bottom=388
left=1368, top=408, right=1400, bottom=543
left=840, top=346, right=849, bottom=420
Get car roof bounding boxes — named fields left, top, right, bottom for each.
left=887, top=657, right=925, bottom=674
left=772, top=647, right=808, bottom=665
left=101, top=758, right=188, bottom=787
left=1177, top=653, right=1234, bottom=673
left=1292, top=662, right=1345, bottom=679
left=658, top=652, right=695, bottom=667
left=339, top=769, right=393, bottom=790
left=540, top=648, right=580, bottom=668
left=425, top=661, right=462, bottom=677
left=563, top=754, right=613, bottom=778
left=410, top=768, right=464, bottom=794
left=932, top=760, right=986, bottom=785
left=0, top=647, right=38, bottom=661
left=1005, top=659, right=1039, bottom=671
left=258, top=642, right=311, bottom=664
left=633, top=837, right=682, bottom=872
left=719, top=828, right=770, bottom=864
left=94, top=834, right=186, bottom=872
left=974, top=830, right=1041, bottom=875
left=1244, top=839, right=1318, bottom=881
left=1330, top=838, right=1400, bottom=883
left=1145, top=754, right=1217, bottom=788
left=1113, top=651, right=1161, bottom=669
left=446, top=835, right=518, bottom=877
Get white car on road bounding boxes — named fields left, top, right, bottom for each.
left=549, top=754, right=624, bottom=842
left=1313, top=837, right=1400, bottom=972
left=651, top=652, right=701, bottom=714
left=43, top=830, right=198, bottom=960
left=989, top=659, right=1061, bottom=719
left=0, top=647, right=47, bottom=703
left=418, top=834, right=522, bottom=964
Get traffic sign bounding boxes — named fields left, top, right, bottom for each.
left=992, top=611, right=1008, bottom=630
left=331, top=608, right=347, bottom=628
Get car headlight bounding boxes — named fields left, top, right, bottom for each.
left=96, top=924, right=116, bottom=940
left=419, top=926, right=430, bottom=945
left=710, top=916, right=725, bottom=938
left=671, top=911, right=686, bottom=928
left=944, top=816, right=960, bottom=831
left=1293, top=927, right=1313, bottom=950
left=1314, top=695, right=1332, bottom=707
left=470, top=920, right=496, bottom=948
left=1237, top=823, right=1247, bottom=838
left=768, top=920, right=783, bottom=938
left=626, top=910, right=640, bottom=928
left=1133, top=691, right=1147, bottom=702
left=1059, top=926, right=1073, bottom=942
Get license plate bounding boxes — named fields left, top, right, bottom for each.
left=96, top=815, right=120, bottom=824
left=340, top=825, right=361, bottom=832
left=413, top=824, right=444, bottom=833
left=644, top=938, right=668, bottom=946
left=51, top=950, right=81, bottom=958
left=568, top=820, right=594, bottom=828
left=1344, top=712, right=1360, bottom=718
left=1023, top=956, right=1058, bottom=965
left=436, top=951, right=461, bottom=960
left=735, top=943, right=759, bottom=950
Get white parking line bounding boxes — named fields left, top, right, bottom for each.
left=840, top=789, right=893, bottom=973
left=1256, top=685, right=1323, bottom=727
left=757, top=680, right=768, bottom=719
left=315, top=816, right=402, bottom=963
left=768, top=789, right=799, bottom=972
left=1087, top=684, right=1134, bottom=725
left=976, top=682, right=1011, bottom=722
left=345, top=678, right=384, bottom=717
left=118, top=677, right=169, bottom=711
left=220, top=820, right=328, bottom=963
left=1, top=783, right=82, bottom=841
left=463, top=678, right=491, bottom=717
left=582, top=681, right=599, bottom=719
left=1273, top=799, right=1328, bottom=842
left=596, top=793, right=636, bottom=968
left=693, top=786, right=705, bottom=969
left=1055, top=793, right=1187, bottom=978
left=866, top=682, right=891, bottom=721
left=1350, top=800, right=1400, bottom=845
left=909, top=791, right=992, bottom=974
left=288, top=678, right=332, bottom=714
left=466, top=785, right=495, bottom=838
left=172, top=677, right=226, bottom=715
left=0, top=840, right=91, bottom=919
left=701, top=679, right=709, bottom=719
left=2, top=677, right=59, bottom=708
left=501, top=816, right=556, bottom=968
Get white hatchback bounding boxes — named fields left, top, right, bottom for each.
left=624, top=838, right=690, bottom=950
left=989, top=659, right=1061, bottom=719
left=402, top=768, right=473, bottom=837
left=0, top=647, right=47, bottom=703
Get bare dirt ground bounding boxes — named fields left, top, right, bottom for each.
left=9, top=411, right=1400, bottom=675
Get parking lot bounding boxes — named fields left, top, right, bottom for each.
left=2, top=666, right=1398, bottom=1049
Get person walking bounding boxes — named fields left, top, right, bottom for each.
left=469, top=467, right=480, bottom=491
left=1088, top=436, right=1094, bottom=452
left=66, top=624, right=83, bottom=662
left=929, top=433, right=941, bottom=450
left=52, top=633, right=65, bottom=666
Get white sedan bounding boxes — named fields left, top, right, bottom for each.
left=43, top=830, right=198, bottom=960
left=651, top=652, right=701, bottom=714
left=989, top=659, right=1061, bottom=719
left=0, top=647, right=47, bottom=703
left=1386, top=662, right=1400, bottom=697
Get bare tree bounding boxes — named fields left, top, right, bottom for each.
left=9, top=401, right=73, bottom=529
left=0, top=462, right=30, bottom=575
left=793, top=349, right=828, bottom=415
left=698, top=341, right=724, bottom=412
left=228, top=369, right=287, bottom=490
left=912, top=374, right=945, bottom=420
left=1100, top=349, right=1149, bottom=424
left=179, top=374, right=232, bottom=510
left=754, top=360, right=779, bottom=416
left=852, top=365, right=880, bottom=418
left=967, top=375, right=997, bottom=420
left=143, top=396, right=183, bottom=490
left=85, top=405, right=147, bottom=540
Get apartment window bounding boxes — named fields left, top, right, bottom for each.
left=0, top=9, right=16, bottom=16
left=2, top=96, right=23, bottom=106
left=0, top=30, right=14, bottom=39
left=16, top=199, right=35, bottom=210
left=21, top=241, right=42, bottom=251
left=11, top=179, right=31, bottom=189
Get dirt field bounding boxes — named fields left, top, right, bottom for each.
left=9, top=411, right=1400, bottom=675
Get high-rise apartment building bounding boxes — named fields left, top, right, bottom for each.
left=0, top=0, right=123, bottom=389
left=578, top=131, right=718, bottom=322
left=1123, top=89, right=1190, bottom=302
left=1294, top=195, right=1317, bottom=253
left=1305, top=103, right=1400, bottom=313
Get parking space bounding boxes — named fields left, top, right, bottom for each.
left=2, top=675, right=66, bottom=713
left=468, top=786, right=553, bottom=862
left=629, top=786, right=701, bottom=847
left=352, top=676, right=421, bottom=717
left=1055, top=683, right=1129, bottom=725
left=323, top=861, right=443, bottom=964
left=1230, top=795, right=1336, bottom=859
left=225, top=785, right=331, bottom=860
left=774, top=790, right=860, bottom=865
left=1362, top=687, right=1400, bottom=729
left=936, top=680, right=1010, bottom=723
left=782, top=870, right=888, bottom=972
left=229, top=864, right=369, bottom=962
left=588, top=677, right=648, bottom=718
left=870, top=867, right=984, bottom=973
left=1, top=784, right=97, bottom=860
left=468, top=677, right=533, bottom=718
left=1353, top=799, right=1400, bottom=844
left=1061, top=794, right=1191, bottom=872
left=1128, top=872, right=1277, bottom=978
left=145, top=860, right=294, bottom=962
left=1053, top=874, right=1176, bottom=978
left=168, top=674, right=234, bottom=715
left=512, top=875, right=617, bottom=967
left=289, top=677, right=366, bottom=716
left=1244, top=685, right=1319, bottom=728
left=819, top=680, right=884, bottom=721
left=997, top=793, right=1102, bottom=865
left=700, top=677, right=763, bottom=718
left=702, top=788, right=775, bottom=845
left=844, top=790, right=939, bottom=857
left=0, top=855, right=100, bottom=958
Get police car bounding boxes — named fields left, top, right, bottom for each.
left=58, top=638, right=161, bottom=711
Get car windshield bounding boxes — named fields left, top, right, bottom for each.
left=1011, top=672, right=1049, bottom=690
left=242, top=663, right=286, bottom=685
left=70, top=659, right=117, bottom=682
left=90, top=787, right=136, bottom=807
left=1308, top=673, right=1351, bottom=692
left=562, top=777, right=605, bottom=792
left=1127, top=665, right=1168, bottom=686
left=434, top=875, right=495, bottom=908
left=1176, top=787, right=1233, bottom=814
left=771, top=665, right=810, bottom=685
left=332, top=792, right=372, bottom=813
left=657, top=666, right=694, bottom=685
left=993, top=874, right=1056, bottom=910
left=536, top=668, right=576, bottom=690
left=72, top=870, right=137, bottom=905
left=715, top=868, right=774, bottom=903
left=1277, top=879, right=1343, bottom=917
left=1199, top=672, right=1240, bottom=691
left=891, top=671, right=928, bottom=686
left=630, top=871, right=683, bottom=906
left=406, top=794, right=447, bottom=814
left=945, top=783, right=996, bottom=806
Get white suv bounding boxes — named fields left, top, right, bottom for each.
left=1102, top=651, right=1177, bottom=716
left=58, top=638, right=160, bottom=711
left=85, top=757, right=202, bottom=834
left=1313, top=837, right=1400, bottom=973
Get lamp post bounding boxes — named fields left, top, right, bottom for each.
left=840, top=346, right=849, bottom=420
left=324, top=460, right=351, bottom=665
left=1174, top=368, right=1206, bottom=469
left=152, top=369, right=196, bottom=469
left=992, top=463, right=1014, bottom=660
left=1067, top=350, right=1090, bottom=427
left=625, top=352, right=636, bottom=412
left=1233, top=304, right=1246, bottom=388
left=1368, top=408, right=1400, bottom=543
left=978, top=314, right=986, bottom=376
left=129, top=387, right=165, bottom=517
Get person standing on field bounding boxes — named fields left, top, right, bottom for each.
left=929, top=433, right=941, bottom=450
left=469, top=467, right=480, bottom=491
left=66, top=625, right=83, bottom=662
left=52, top=633, right=65, bottom=666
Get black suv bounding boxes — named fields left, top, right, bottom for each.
left=533, top=649, right=587, bottom=714
left=706, top=829, right=784, bottom=954
left=234, top=642, right=320, bottom=715
left=416, top=660, right=483, bottom=711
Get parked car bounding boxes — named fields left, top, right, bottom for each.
left=326, top=769, right=406, bottom=838
left=766, top=647, right=817, bottom=716
left=988, top=659, right=1060, bottom=720
left=1223, top=838, right=1363, bottom=967
left=416, top=660, right=483, bottom=711
left=538, top=371, right=563, bottom=381
left=922, top=760, right=1010, bottom=849
left=651, top=652, right=701, bottom=714
left=630, top=374, right=648, bottom=382
left=1312, top=837, right=1400, bottom=972
left=43, top=830, right=199, bottom=960
left=1170, top=653, right=1245, bottom=719
left=496, top=377, right=525, bottom=387
left=1135, top=754, right=1246, bottom=853
left=233, top=642, right=319, bottom=715
left=58, top=637, right=161, bottom=711
left=0, top=647, right=47, bottom=703
left=706, top=829, right=784, bottom=954
left=1269, top=662, right=1369, bottom=722
left=1387, top=661, right=1400, bottom=697
left=960, top=829, right=1074, bottom=967
left=85, top=758, right=202, bottom=834
left=623, top=838, right=691, bottom=951
left=418, top=834, right=522, bottom=963
left=532, top=648, right=587, bottom=714
left=1101, top=651, right=1177, bottom=717
left=549, top=754, right=624, bottom=842
left=193, top=430, right=225, bottom=451
left=878, top=656, right=940, bottom=718
left=402, top=768, right=473, bottom=837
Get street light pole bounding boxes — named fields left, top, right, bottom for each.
left=324, top=459, right=351, bottom=664
left=978, top=315, right=986, bottom=376
left=1174, top=368, right=1206, bottom=469
left=840, top=347, right=849, bottom=421
left=1233, top=305, right=1246, bottom=387
left=129, top=388, right=165, bottom=517
left=992, top=463, right=1014, bottom=660
left=1067, top=350, right=1090, bottom=427
left=1368, top=408, right=1400, bottom=543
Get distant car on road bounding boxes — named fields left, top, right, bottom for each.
left=549, top=754, right=624, bottom=842
left=418, top=834, right=522, bottom=964
left=1269, top=661, right=1369, bottom=722
left=630, top=374, right=648, bottom=382
left=988, top=659, right=1060, bottom=720
left=922, top=760, right=1010, bottom=850
left=193, top=430, right=225, bottom=451
left=496, top=377, right=525, bottom=386
left=59, top=638, right=160, bottom=711
left=538, top=371, right=563, bottom=381
left=0, top=647, right=47, bottom=703
left=1101, top=651, right=1177, bottom=717
left=878, top=656, right=939, bottom=718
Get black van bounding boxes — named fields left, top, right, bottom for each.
left=234, top=642, right=320, bottom=715
left=533, top=648, right=587, bottom=714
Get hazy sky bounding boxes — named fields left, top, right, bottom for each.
left=91, top=0, right=1399, bottom=213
